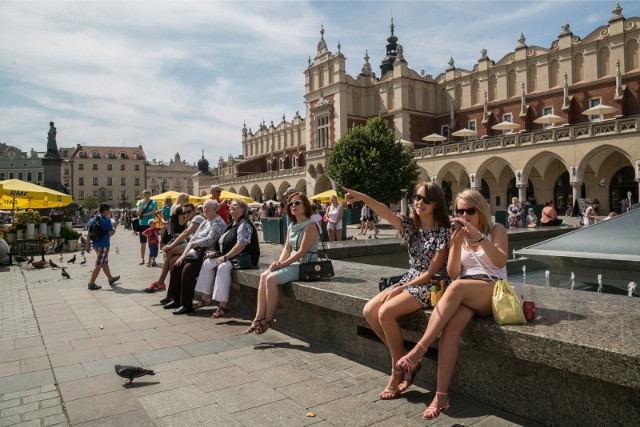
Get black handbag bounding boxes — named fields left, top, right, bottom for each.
left=183, top=247, right=206, bottom=262
left=296, top=222, right=334, bottom=281
left=230, top=253, right=254, bottom=269
left=132, top=218, right=140, bottom=232
left=378, top=275, right=404, bottom=292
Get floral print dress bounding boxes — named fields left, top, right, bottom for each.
left=388, top=216, right=450, bottom=309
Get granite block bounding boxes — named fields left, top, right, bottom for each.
left=233, top=398, right=323, bottom=427
left=155, top=403, right=240, bottom=427
left=63, top=390, right=141, bottom=424
left=207, top=380, right=286, bottom=414
left=137, top=385, right=211, bottom=419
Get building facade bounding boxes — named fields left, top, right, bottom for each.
left=0, top=143, right=44, bottom=184
left=70, top=145, right=147, bottom=209
left=203, top=3, right=640, bottom=213
left=146, top=153, right=198, bottom=196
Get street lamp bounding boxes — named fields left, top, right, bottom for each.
left=121, top=189, right=128, bottom=210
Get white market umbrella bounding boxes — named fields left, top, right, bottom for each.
left=422, top=133, right=447, bottom=143
left=581, top=104, right=618, bottom=117
left=534, top=113, right=564, bottom=126
left=492, top=121, right=521, bottom=131
left=451, top=128, right=477, bottom=137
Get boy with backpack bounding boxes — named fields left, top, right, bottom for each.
left=85, top=203, right=120, bottom=290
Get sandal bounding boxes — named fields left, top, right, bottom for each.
left=397, top=362, right=421, bottom=393
left=396, top=342, right=428, bottom=374
left=254, top=318, right=276, bottom=335
left=211, top=305, right=230, bottom=318
left=244, top=318, right=264, bottom=334
left=193, top=299, right=212, bottom=309
left=422, top=392, right=450, bottom=420
left=379, top=367, right=403, bottom=400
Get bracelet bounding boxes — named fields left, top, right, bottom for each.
left=476, top=233, right=486, bottom=243
left=223, top=255, right=228, bottom=262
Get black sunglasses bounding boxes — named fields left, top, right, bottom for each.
left=288, top=200, right=303, bottom=207
left=184, top=210, right=193, bottom=214
left=455, top=207, right=477, bottom=216
left=414, top=194, right=432, bottom=205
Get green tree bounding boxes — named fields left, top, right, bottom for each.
left=328, top=115, right=419, bottom=205
left=82, top=196, right=99, bottom=211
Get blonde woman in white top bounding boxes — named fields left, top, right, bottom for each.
left=325, top=195, right=343, bottom=241
left=396, top=189, right=508, bottom=420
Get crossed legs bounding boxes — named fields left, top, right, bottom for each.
left=246, top=270, right=281, bottom=333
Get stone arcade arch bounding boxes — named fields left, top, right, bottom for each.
left=238, top=186, right=249, bottom=197
left=579, top=145, right=635, bottom=212
left=475, top=157, right=516, bottom=211
left=263, top=183, right=277, bottom=201
left=250, top=184, right=263, bottom=202
left=313, top=174, right=332, bottom=195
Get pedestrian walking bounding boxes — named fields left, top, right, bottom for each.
left=85, top=203, right=120, bottom=290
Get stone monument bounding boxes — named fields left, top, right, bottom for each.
left=42, top=121, right=67, bottom=194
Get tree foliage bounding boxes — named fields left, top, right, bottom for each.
left=327, top=116, right=419, bottom=205
left=82, top=196, right=99, bottom=210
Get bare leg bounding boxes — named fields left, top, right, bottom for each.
left=327, top=229, right=335, bottom=242
left=140, top=243, right=146, bottom=263
left=335, top=228, right=342, bottom=241
left=157, top=246, right=184, bottom=284
left=399, top=279, right=493, bottom=369
left=89, top=265, right=101, bottom=284
left=264, top=274, right=281, bottom=321
left=102, top=262, right=114, bottom=281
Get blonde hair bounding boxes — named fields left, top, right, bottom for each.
left=170, top=193, right=190, bottom=216
left=454, top=189, right=492, bottom=235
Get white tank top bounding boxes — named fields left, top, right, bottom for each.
left=460, top=224, right=508, bottom=280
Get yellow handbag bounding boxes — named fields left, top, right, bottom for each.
left=492, top=279, right=527, bottom=325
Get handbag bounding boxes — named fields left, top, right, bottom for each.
left=132, top=218, right=140, bottom=232
left=492, top=279, right=527, bottom=325
left=230, top=253, right=254, bottom=269
left=296, top=221, right=334, bottom=281
left=467, top=237, right=527, bottom=325
left=183, top=246, right=206, bottom=262
left=378, top=275, right=404, bottom=292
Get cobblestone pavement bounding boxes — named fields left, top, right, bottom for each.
left=0, top=226, right=539, bottom=426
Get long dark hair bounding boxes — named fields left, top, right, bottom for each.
left=405, top=182, right=449, bottom=244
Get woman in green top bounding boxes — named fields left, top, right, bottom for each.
left=245, top=192, right=319, bottom=334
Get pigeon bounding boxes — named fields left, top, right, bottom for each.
left=79, top=257, right=87, bottom=265
left=67, top=254, right=76, bottom=263
left=115, top=247, right=120, bottom=254
left=14, top=255, right=29, bottom=263
left=54, top=242, right=65, bottom=253
left=48, top=260, right=60, bottom=269
left=27, top=256, right=34, bottom=264
left=61, top=268, right=70, bottom=279
left=31, top=259, right=47, bottom=269
left=81, top=249, right=85, bottom=257
left=114, top=364, right=155, bottom=384
left=58, top=253, right=64, bottom=262
left=79, top=235, right=86, bottom=245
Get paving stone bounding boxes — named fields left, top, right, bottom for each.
left=126, top=369, right=191, bottom=398
left=229, top=350, right=290, bottom=373
left=64, top=389, right=141, bottom=424
left=81, top=354, right=140, bottom=378
left=208, top=380, right=287, bottom=414
left=0, top=415, right=20, bottom=427
left=99, top=340, right=153, bottom=358
left=43, top=413, right=68, bottom=426
left=155, top=403, right=241, bottom=427
left=0, top=399, right=20, bottom=411
left=1, top=401, right=39, bottom=417
left=0, top=361, right=21, bottom=378
left=233, top=398, right=323, bottom=427
left=58, top=373, right=124, bottom=402
left=22, top=391, right=59, bottom=404
left=252, top=363, right=316, bottom=388
left=20, top=356, right=51, bottom=373
left=74, top=408, right=155, bottom=427
left=52, top=364, right=86, bottom=383
left=49, top=347, right=105, bottom=368
left=190, top=365, right=257, bottom=392
left=22, top=405, right=64, bottom=421
left=310, top=394, right=393, bottom=426
left=278, top=378, right=351, bottom=408
left=180, top=338, right=236, bottom=357
left=155, top=352, right=230, bottom=376
left=133, top=346, right=191, bottom=367
left=137, top=385, right=211, bottom=419
left=0, top=370, right=55, bottom=394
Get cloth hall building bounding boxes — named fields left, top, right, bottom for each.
left=204, top=3, right=640, bottom=215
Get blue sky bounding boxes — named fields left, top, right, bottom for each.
left=1, top=1, right=638, bottom=165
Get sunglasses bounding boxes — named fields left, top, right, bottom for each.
left=184, top=210, right=193, bottom=214
left=414, top=194, right=432, bottom=205
left=288, top=200, right=303, bottom=207
left=455, top=207, right=477, bottom=216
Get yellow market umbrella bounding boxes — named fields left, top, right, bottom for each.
left=0, top=179, right=72, bottom=209
left=200, top=191, right=254, bottom=203
left=150, top=191, right=201, bottom=208
left=308, top=189, right=345, bottom=203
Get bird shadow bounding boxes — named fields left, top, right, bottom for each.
left=122, top=381, right=160, bottom=388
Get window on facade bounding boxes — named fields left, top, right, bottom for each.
left=37, top=172, right=42, bottom=182
left=589, top=98, right=602, bottom=122
left=121, top=177, right=126, bottom=185
left=0, top=173, right=5, bottom=180
left=135, top=190, right=141, bottom=199
left=107, top=177, right=112, bottom=186
left=107, top=164, right=112, bottom=171
left=9, top=173, right=14, bottom=179
left=64, top=180, right=69, bottom=187
left=626, top=39, right=639, bottom=72
left=315, top=115, right=330, bottom=149
left=527, top=65, right=537, bottom=93
left=107, top=151, right=115, bottom=159
left=27, top=172, right=32, bottom=182
left=542, top=107, right=554, bottom=129
left=507, top=69, right=517, bottom=98
left=278, top=158, right=284, bottom=170
left=135, top=164, right=139, bottom=171
left=78, top=151, right=85, bottom=158
left=121, top=164, right=125, bottom=171
left=549, top=60, right=560, bottom=88
left=489, top=75, right=497, bottom=101
left=135, top=177, right=140, bottom=186
left=455, top=84, right=462, bottom=109
left=78, top=164, right=84, bottom=170
left=267, top=161, right=272, bottom=172
left=93, top=177, right=98, bottom=186
left=120, top=152, right=126, bottom=159
left=107, top=191, right=113, bottom=200
left=93, top=163, right=98, bottom=170
left=18, top=172, right=23, bottom=180
left=471, top=80, right=479, bottom=105
left=502, top=113, right=513, bottom=134
left=79, top=191, right=84, bottom=200
left=91, top=151, right=99, bottom=158
left=441, top=125, right=450, bottom=141
left=318, top=67, right=324, bottom=88
left=468, top=120, right=477, bottom=141
left=572, top=53, right=584, bottom=82
left=79, top=178, right=84, bottom=186
left=64, top=168, right=70, bottom=175
left=292, top=155, right=297, bottom=168
left=93, top=191, right=98, bottom=197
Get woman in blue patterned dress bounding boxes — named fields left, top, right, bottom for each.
left=344, top=183, right=450, bottom=400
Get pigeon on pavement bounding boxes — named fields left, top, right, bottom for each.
left=67, top=254, right=76, bottom=263
left=114, top=364, right=155, bottom=384
left=61, top=268, right=70, bottom=279
left=48, top=260, right=60, bottom=269
left=79, top=257, right=87, bottom=265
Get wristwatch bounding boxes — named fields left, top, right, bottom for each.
left=477, top=233, right=486, bottom=243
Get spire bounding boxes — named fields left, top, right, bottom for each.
left=610, top=2, right=624, bottom=22
left=316, top=25, right=328, bottom=56
left=380, top=17, right=399, bottom=76
left=360, top=50, right=372, bottom=77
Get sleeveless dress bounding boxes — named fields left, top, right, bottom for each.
left=271, top=219, right=320, bottom=284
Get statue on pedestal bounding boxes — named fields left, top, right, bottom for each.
left=47, top=121, right=57, bottom=153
